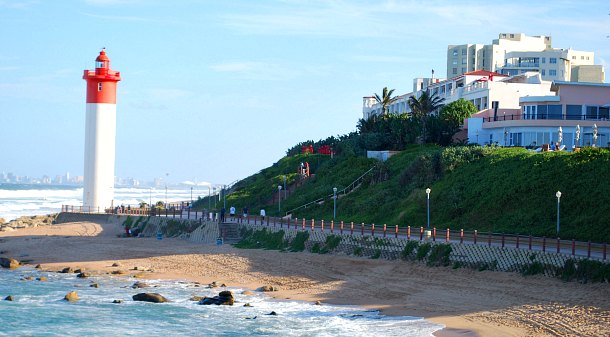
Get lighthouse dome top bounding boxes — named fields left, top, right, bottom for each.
left=95, top=49, right=110, bottom=69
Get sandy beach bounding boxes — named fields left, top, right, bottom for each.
left=1, top=220, right=608, bottom=336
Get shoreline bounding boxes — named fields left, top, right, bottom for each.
left=1, top=221, right=609, bottom=336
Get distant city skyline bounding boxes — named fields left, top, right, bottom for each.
left=1, top=1, right=608, bottom=184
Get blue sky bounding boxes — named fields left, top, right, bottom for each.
left=1, top=0, right=609, bottom=185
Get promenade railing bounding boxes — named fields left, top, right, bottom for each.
left=60, top=205, right=608, bottom=261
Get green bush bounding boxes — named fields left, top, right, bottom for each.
left=353, top=246, right=363, bottom=256
left=123, top=216, right=133, bottom=228
left=400, top=241, right=419, bottom=260
left=371, top=249, right=381, bottom=259
left=311, top=242, right=321, bottom=254
left=521, top=261, right=545, bottom=276
left=325, top=235, right=342, bottom=251
left=427, top=243, right=452, bottom=267
left=234, top=228, right=287, bottom=250
left=416, top=242, right=432, bottom=261
left=289, top=231, right=310, bottom=252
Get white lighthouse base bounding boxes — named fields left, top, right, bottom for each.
left=83, top=103, right=116, bottom=212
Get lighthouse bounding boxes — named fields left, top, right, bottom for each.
left=82, top=49, right=121, bottom=212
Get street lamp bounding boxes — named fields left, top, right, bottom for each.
left=190, top=186, right=193, bottom=206
left=426, top=188, right=431, bottom=229
left=333, top=187, right=338, bottom=219
left=208, top=185, right=211, bottom=211
left=278, top=185, right=283, bottom=214
left=149, top=188, right=152, bottom=208
left=556, top=191, right=562, bottom=236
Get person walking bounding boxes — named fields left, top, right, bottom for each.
left=229, top=206, right=236, bottom=221
left=220, top=207, right=226, bottom=223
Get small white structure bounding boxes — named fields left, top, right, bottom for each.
left=82, top=50, right=121, bottom=212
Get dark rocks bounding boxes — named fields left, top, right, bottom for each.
left=35, top=264, right=42, bottom=269
left=111, top=262, right=121, bottom=267
left=64, top=291, right=79, bottom=302
left=266, top=311, right=278, bottom=316
left=4, top=295, right=13, bottom=301
left=132, top=293, right=169, bottom=303
left=198, top=290, right=234, bottom=306
left=74, top=269, right=84, bottom=274
left=60, top=267, right=74, bottom=274
left=112, top=300, right=123, bottom=304
left=131, top=281, right=150, bottom=289
left=243, top=303, right=252, bottom=307
left=90, top=283, right=99, bottom=288
left=111, top=270, right=126, bottom=275
left=77, top=272, right=91, bottom=278
left=37, top=277, right=48, bottom=281
left=314, top=300, right=322, bottom=305
left=258, top=285, right=279, bottom=292
left=0, top=257, right=20, bottom=269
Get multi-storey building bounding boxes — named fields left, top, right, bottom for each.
left=447, top=33, right=604, bottom=83
left=468, top=81, right=610, bottom=148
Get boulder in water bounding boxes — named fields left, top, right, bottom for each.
left=131, top=281, right=150, bottom=289
left=64, top=291, right=79, bottom=302
left=0, top=257, right=20, bottom=269
left=4, top=295, right=13, bottom=301
left=132, top=293, right=169, bottom=303
left=59, top=267, right=74, bottom=274
left=77, top=272, right=91, bottom=278
left=198, top=290, right=234, bottom=306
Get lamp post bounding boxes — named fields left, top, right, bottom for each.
left=190, top=186, right=193, bottom=206
left=556, top=191, right=562, bottom=236
left=223, top=185, right=226, bottom=209
left=149, top=188, right=152, bottom=208
left=208, top=185, right=211, bottom=211
left=283, top=175, right=287, bottom=200
left=333, top=187, right=337, bottom=219
left=426, top=188, right=431, bottom=229
left=278, top=185, right=282, bottom=214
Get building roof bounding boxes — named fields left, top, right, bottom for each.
left=463, top=70, right=508, bottom=77
left=551, top=81, right=610, bottom=89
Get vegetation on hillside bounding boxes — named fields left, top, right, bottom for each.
left=192, top=95, right=609, bottom=243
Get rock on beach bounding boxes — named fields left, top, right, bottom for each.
left=0, top=257, right=20, bottom=269
left=132, top=293, right=169, bottom=303
left=198, top=291, right=234, bottom=305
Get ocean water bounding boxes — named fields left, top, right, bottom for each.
left=0, top=184, right=201, bottom=221
left=0, top=268, right=443, bottom=336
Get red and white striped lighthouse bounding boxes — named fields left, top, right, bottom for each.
left=82, top=49, right=121, bottom=211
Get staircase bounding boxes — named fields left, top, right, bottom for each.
left=218, top=223, right=241, bottom=243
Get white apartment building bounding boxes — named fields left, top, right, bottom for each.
left=362, top=70, right=553, bottom=120
left=447, top=33, right=604, bottom=83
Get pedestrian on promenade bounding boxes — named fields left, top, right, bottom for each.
left=260, top=209, right=266, bottom=221
left=243, top=206, right=249, bottom=218
left=229, top=206, right=236, bottom=221
left=220, top=207, right=226, bottom=223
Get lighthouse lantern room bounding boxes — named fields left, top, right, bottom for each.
left=82, top=49, right=121, bottom=212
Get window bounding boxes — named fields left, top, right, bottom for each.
left=97, top=83, right=102, bottom=91
left=452, top=59, right=457, bottom=65
left=566, top=105, right=582, bottom=120
left=550, top=57, right=557, bottom=64
left=549, top=69, right=557, bottom=76
left=541, top=57, right=545, bottom=63
left=586, top=56, right=590, bottom=60
left=548, top=105, right=562, bottom=119
left=461, top=67, right=466, bottom=73
left=572, top=56, right=576, bottom=60
left=541, top=69, right=545, bottom=76
left=95, top=61, right=104, bottom=68
left=537, top=105, right=547, bottom=119
left=462, top=49, right=466, bottom=55
left=586, top=106, right=598, bottom=119
left=510, top=34, right=514, bottom=38
left=581, top=56, right=585, bottom=60
left=452, top=68, right=457, bottom=74
left=453, top=50, right=458, bottom=56
left=600, top=107, right=609, bottom=120
left=462, top=58, right=466, bottom=64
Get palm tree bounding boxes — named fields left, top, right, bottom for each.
left=408, top=91, right=445, bottom=143
left=374, top=87, right=397, bottom=117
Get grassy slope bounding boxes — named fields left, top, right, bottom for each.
left=196, top=146, right=610, bottom=243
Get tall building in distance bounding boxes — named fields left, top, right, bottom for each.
left=447, top=33, right=604, bottom=83
left=82, top=49, right=121, bottom=211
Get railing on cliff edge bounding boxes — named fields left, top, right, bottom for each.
left=284, top=164, right=377, bottom=216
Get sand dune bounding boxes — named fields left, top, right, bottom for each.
left=1, top=220, right=608, bottom=337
